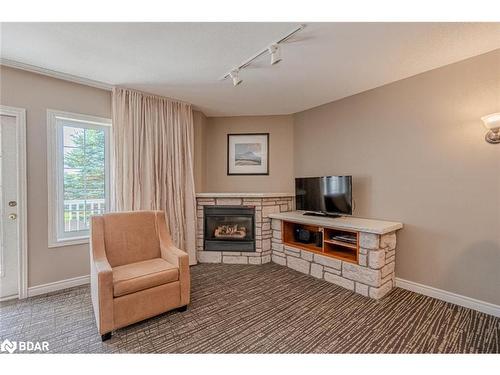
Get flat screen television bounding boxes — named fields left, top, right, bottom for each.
left=295, top=176, right=352, bottom=217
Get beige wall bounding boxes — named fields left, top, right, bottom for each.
left=202, top=115, right=294, bottom=193
left=0, top=66, right=112, bottom=287
left=293, top=50, right=500, bottom=305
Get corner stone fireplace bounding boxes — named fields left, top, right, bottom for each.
left=196, top=193, right=294, bottom=264
left=204, top=206, right=255, bottom=252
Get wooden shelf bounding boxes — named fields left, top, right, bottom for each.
left=281, top=220, right=360, bottom=264
left=324, top=244, right=357, bottom=263
left=284, top=240, right=323, bottom=253
left=323, top=239, right=357, bottom=249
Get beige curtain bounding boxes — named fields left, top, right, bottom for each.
left=111, top=88, right=197, bottom=265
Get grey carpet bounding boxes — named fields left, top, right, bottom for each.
left=1, top=263, right=498, bottom=353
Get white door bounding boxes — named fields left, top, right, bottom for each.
left=0, top=110, right=26, bottom=300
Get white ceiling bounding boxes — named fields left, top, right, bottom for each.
left=1, top=22, right=500, bottom=116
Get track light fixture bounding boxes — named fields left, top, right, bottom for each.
left=229, top=69, right=242, bottom=86
left=220, top=24, right=306, bottom=86
left=268, top=44, right=282, bottom=65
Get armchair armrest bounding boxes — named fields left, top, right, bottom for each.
left=90, top=216, right=114, bottom=335
left=160, top=245, right=189, bottom=268
left=155, top=212, right=191, bottom=306
left=160, top=244, right=191, bottom=306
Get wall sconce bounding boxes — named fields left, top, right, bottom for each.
left=481, top=113, right=500, bottom=144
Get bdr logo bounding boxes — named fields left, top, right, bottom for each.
left=0, top=339, right=16, bottom=353
left=1, top=339, right=49, bottom=353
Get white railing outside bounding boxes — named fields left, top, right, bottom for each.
left=64, top=198, right=105, bottom=232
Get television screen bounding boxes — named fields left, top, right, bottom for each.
left=295, top=176, right=352, bottom=216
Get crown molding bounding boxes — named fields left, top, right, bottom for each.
left=0, top=58, right=207, bottom=113
left=0, top=58, right=113, bottom=91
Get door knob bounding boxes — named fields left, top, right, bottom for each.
left=8, top=201, right=17, bottom=207
left=8, top=213, right=17, bottom=220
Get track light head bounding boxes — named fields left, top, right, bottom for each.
left=219, top=25, right=305, bottom=84
left=268, top=44, right=282, bottom=65
left=229, top=69, right=242, bottom=86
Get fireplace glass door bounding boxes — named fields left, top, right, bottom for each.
left=205, top=215, right=253, bottom=241
left=204, top=206, right=255, bottom=252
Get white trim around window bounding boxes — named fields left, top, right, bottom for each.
left=47, top=109, right=111, bottom=248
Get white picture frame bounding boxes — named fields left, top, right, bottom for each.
left=227, top=133, right=269, bottom=175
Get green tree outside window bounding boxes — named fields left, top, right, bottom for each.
left=63, top=127, right=105, bottom=200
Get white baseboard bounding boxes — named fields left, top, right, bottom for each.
left=0, top=294, right=19, bottom=302
left=27, top=275, right=90, bottom=297
left=395, top=277, right=500, bottom=318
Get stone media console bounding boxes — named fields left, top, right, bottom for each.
left=269, top=211, right=403, bottom=299
left=196, top=192, right=403, bottom=300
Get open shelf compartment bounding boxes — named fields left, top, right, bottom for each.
left=281, top=220, right=359, bottom=264
left=282, top=222, right=323, bottom=253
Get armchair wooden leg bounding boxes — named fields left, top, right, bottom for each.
left=177, top=305, right=188, bottom=312
left=101, top=332, right=112, bottom=341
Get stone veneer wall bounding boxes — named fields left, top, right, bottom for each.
left=270, top=219, right=398, bottom=299
left=196, top=196, right=293, bottom=265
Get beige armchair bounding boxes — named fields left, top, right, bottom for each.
left=90, top=210, right=190, bottom=341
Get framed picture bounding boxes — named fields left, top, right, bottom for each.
left=227, top=133, right=269, bottom=175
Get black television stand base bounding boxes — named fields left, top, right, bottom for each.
left=303, top=211, right=342, bottom=218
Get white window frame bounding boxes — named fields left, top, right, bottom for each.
left=47, top=109, right=111, bottom=248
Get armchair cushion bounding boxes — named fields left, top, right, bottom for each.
left=112, top=258, right=179, bottom=297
